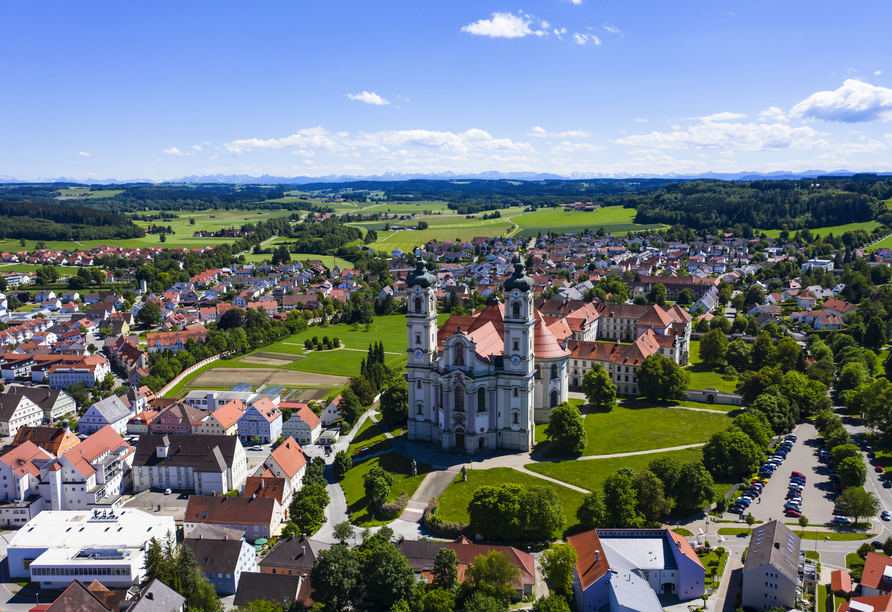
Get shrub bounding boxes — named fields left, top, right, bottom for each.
left=333, top=338, right=340, bottom=348
left=377, top=493, right=409, bottom=519
left=423, top=496, right=468, bottom=538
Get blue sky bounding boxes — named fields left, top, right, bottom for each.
left=2, top=0, right=891, bottom=181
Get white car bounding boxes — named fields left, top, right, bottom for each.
left=164, top=489, right=172, bottom=495
left=833, top=516, right=852, bottom=525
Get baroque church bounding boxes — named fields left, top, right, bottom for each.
left=405, top=262, right=569, bottom=454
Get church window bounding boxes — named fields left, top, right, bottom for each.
left=512, top=301, right=521, bottom=318
left=415, top=333, right=421, bottom=345
left=416, top=380, right=421, bottom=389
left=513, top=388, right=519, bottom=397
left=417, top=402, right=423, bottom=415
left=550, top=390, right=559, bottom=407
left=477, top=387, right=486, bottom=412
left=550, top=364, right=558, bottom=379
left=513, top=340, right=519, bottom=351
left=513, top=412, right=519, bottom=424
left=454, top=343, right=465, bottom=366
left=455, top=392, right=464, bottom=412
left=414, top=297, right=422, bottom=313
left=534, top=365, right=541, bottom=380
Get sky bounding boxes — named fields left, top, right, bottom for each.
left=2, top=0, right=892, bottom=181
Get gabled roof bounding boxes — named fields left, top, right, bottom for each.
left=45, top=580, right=112, bottom=612
left=64, top=425, right=132, bottom=478
left=863, top=552, right=892, bottom=591
left=186, top=495, right=278, bottom=526
left=266, top=437, right=307, bottom=480
left=88, top=396, right=131, bottom=424
left=133, top=434, right=241, bottom=472
left=233, top=573, right=301, bottom=608
left=185, top=537, right=248, bottom=573
left=0, top=440, right=54, bottom=477
left=743, top=520, right=800, bottom=583
left=259, top=536, right=332, bottom=572
left=567, top=529, right=611, bottom=590
left=210, top=399, right=246, bottom=428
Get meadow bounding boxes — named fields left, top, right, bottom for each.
left=758, top=221, right=881, bottom=239
left=56, top=187, right=125, bottom=200
left=339, top=452, right=431, bottom=526
left=512, top=206, right=668, bottom=237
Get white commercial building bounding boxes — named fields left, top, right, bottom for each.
left=7, top=508, right=175, bottom=587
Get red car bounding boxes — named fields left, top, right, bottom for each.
left=876, top=466, right=885, bottom=473
left=785, top=509, right=802, bottom=518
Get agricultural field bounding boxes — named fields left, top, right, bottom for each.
left=512, top=206, right=668, bottom=237
left=435, top=467, right=586, bottom=536
left=758, top=221, right=881, bottom=239
left=55, top=187, right=125, bottom=199
left=369, top=225, right=513, bottom=255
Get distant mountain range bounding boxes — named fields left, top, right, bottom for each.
left=2, top=169, right=891, bottom=186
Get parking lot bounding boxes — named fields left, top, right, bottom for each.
left=733, top=423, right=839, bottom=525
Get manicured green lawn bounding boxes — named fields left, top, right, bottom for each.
left=673, top=528, right=693, bottom=536
left=619, top=398, right=739, bottom=412
left=817, top=584, right=826, bottom=612
left=689, top=340, right=702, bottom=364
left=339, top=452, right=431, bottom=526
left=525, top=447, right=705, bottom=493
left=759, top=221, right=880, bottom=239
left=684, top=364, right=739, bottom=394
left=436, top=467, right=587, bottom=536
left=347, top=418, right=391, bottom=457
left=799, top=531, right=874, bottom=541
left=543, top=405, right=731, bottom=458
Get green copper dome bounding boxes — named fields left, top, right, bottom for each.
left=406, top=261, right=437, bottom=289
left=504, top=262, right=534, bottom=292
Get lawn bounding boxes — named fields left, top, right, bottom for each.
left=698, top=548, right=729, bottom=590
left=369, top=224, right=513, bottom=255
left=758, top=221, right=880, bottom=239
left=797, top=531, right=874, bottom=541
left=673, top=528, right=693, bottom=537
left=869, top=233, right=892, bottom=251
left=512, top=207, right=668, bottom=237
left=339, top=452, right=431, bottom=526
left=525, top=447, right=706, bottom=493
left=684, top=363, right=739, bottom=394
left=347, top=417, right=391, bottom=457
left=543, top=405, right=731, bottom=458
left=618, top=398, right=739, bottom=412
left=689, top=340, right=702, bottom=365
left=55, top=187, right=125, bottom=199
left=817, top=585, right=826, bottom=612
left=243, top=250, right=354, bottom=268
left=436, top=467, right=587, bottom=536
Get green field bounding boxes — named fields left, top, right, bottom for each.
left=512, top=206, right=667, bottom=237
left=758, top=221, right=881, bottom=239
left=868, top=233, right=892, bottom=251
left=242, top=249, right=353, bottom=268
left=684, top=364, right=739, bottom=394
left=436, top=467, right=587, bottom=536
left=542, top=405, right=731, bottom=458
left=367, top=224, right=513, bottom=255
left=525, top=447, right=705, bottom=492
left=339, top=452, right=431, bottom=526
left=55, top=187, right=125, bottom=200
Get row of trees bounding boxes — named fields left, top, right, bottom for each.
left=815, top=410, right=868, bottom=488
left=283, top=458, right=330, bottom=537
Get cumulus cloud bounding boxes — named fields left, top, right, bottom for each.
left=224, top=127, right=348, bottom=154
left=757, top=107, right=787, bottom=123
left=346, top=91, right=390, bottom=105
left=877, top=71, right=883, bottom=76
left=613, top=117, right=821, bottom=151
left=832, top=140, right=887, bottom=155
left=190, top=145, right=202, bottom=151
left=701, top=112, right=747, bottom=122
left=163, top=147, right=185, bottom=156
left=551, top=142, right=607, bottom=154
left=78, top=151, right=90, bottom=157
left=527, top=126, right=591, bottom=138
left=790, top=79, right=892, bottom=123
left=461, top=12, right=547, bottom=38
left=572, top=33, right=600, bottom=45
left=293, top=150, right=316, bottom=157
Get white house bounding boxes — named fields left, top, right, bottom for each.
left=80, top=396, right=131, bottom=436
left=0, top=394, right=44, bottom=438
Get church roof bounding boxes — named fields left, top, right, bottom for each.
left=533, top=318, right=571, bottom=359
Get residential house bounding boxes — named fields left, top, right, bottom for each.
left=127, top=410, right=160, bottom=435
left=7, top=425, right=79, bottom=457
left=3, top=387, right=77, bottom=422
left=259, top=437, right=307, bottom=498
left=47, top=355, right=111, bottom=389
left=192, top=399, right=245, bottom=436
left=150, top=403, right=206, bottom=435
left=80, top=396, right=132, bottom=436
left=237, top=397, right=282, bottom=444
left=259, top=535, right=331, bottom=576
left=185, top=531, right=258, bottom=595
left=742, top=520, right=802, bottom=610
left=822, top=298, right=857, bottom=318
left=860, top=552, right=892, bottom=596
left=184, top=495, right=283, bottom=543
left=320, top=395, right=342, bottom=427
left=0, top=393, right=44, bottom=437
left=145, top=329, right=209, bottom=354
left=232, top=573, right=301, bottom=611
left=280, top=404, right=322, bottom=445
left=131, top=434, right=248, bottom=495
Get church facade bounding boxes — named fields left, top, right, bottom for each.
left=406, top=262, right=569, bottom=454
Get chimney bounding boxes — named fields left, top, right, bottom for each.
left=212, top=491, right=216, bottom=496
left=302, top=545, right=306, bottom=557
left=146, top=593, right=154, bottom=601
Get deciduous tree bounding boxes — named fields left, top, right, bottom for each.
left=545, top=401, right=587, bottom=454
left=582, top=364, right=616, bottom=411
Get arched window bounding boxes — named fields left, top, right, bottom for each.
left=455, top=392, right=464, bottom=412
left=534, top=365, right=541, bottom=380
left=513, top=388, right=519, bottom=397
left=550, top=364, right=559, bottom=380
left=512, top=301, right=521, bottom=318
left=414, top=297, right=422, bottom=313
left=550, top=389, right=559, bottom=407
left=417, top=402, right=423, bottom=415
left=454, top=343, right=465, bottom=366
left=513, top=411, right=519, bottom=424
left=416, top=380, right=422, bottom=389
left=477, top=387, right=486, bottom=412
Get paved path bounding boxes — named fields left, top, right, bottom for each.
left=399, top=469, right=458, bottom=522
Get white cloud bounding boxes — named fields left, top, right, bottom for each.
left=461, top=12, right=547, bottom=38
left=877, top=71, right=883, bottom=76
left=572, top=33, right=600, bottom=46
left=527, top=126, right=591, bottom=138
left=346, top=91, right=390, bottom=105
left=701, top=112, right=747, bottom=122
left=757, top=107, right=787, bottom=123
left=634, top=119, right=648, bottom=123
left=602, top=24, right=621, bottom=34
left=790, top=79, right=892, bottom=123
left=163, top=147, right=185, bottom=156
left=190, top=145, right=202, bottom=151
left=568, top=0, right=583, bottom=4
left=551, top=142, right=607, bottom=154
left=613, top=117, right=821, bottom=151
left=303, top=160, right=314, bottom=164
left=833, top=140, right=887, bottom=155
left=209, top=155, right=218, bottom=160
left=293, top=150, right=316, bottom=157
left=78, top=151, right=90, bottom=157
left=224, top=127, right=347, bottom=154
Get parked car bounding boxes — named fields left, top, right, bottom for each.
left=250, top=445, right=262, bottom=451
left=728, top=506, right=744, bottom=515
left=882, top=511, right=891, bottom=521
left=791, top=471, right=805, bottom=478
left=875, top=466, right=885, bottom=473
left=784, top=509, right=801, bottom=518
left=833, top=516, right=853, bottom=525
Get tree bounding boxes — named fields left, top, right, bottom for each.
left=578, top=491, right=607, bottom=528
left=677, top=288, right=695, bottom=306
left=702, top=430, right=762, bottom=479
left=831, top=444, right=862, bottom=466
left=866, top=316, right=888, bottom=351
left=837, top=456, right=868, bottom=488
left=648, top=456, right=682, bottom=500
left=750, top=331, right=776, bottom=370
left=837, top=487, right=881, bottom=526
left=779, top=371, right=831, bottom=417
left=545, top=401, right=587, bottom=454
left=647, top=283, right=667, bottom=306
left=730, top=411, right=773, bottom=449
left=539, top=543, right=578, bottom=598
left=358, top=535, right=416, bottom=610
left=582, top=364, right=616, bottom=411
left=699, top=328, right=729, bottom=368
left=137, top=301, right=162, bottom=327
left=725, top=339, right=751, bottom=372
left=380, top=377, right=408, bottom=427
left=466, top=550, right=521, bottom=605
left=310, top=545, right=360, bottom=612
left=338, top=388, right=363, bottom=424
left=637, top=354, right=689, bottom=401
left=825, top=427, right=852, bottom=451
left=431, top=547, right=459, bottom=591
left=218, top=307, right=245, bottom=330
left=603, top=468, right=642, bottom=528
left=635, top=470, right=673, bottom=522
left=532, top=595, right=571, bottom=612
left=838, top=362, right=871, bottom=393
left=464, top=591, right=506, bottom=612
left=798, top=514, right=809, bottom=535
left=469, top=485, right=523, bottom=540
left=333, top=520, right=355, bottom=544
left=364, top=465, right=393, bottom=503
left=748, top=393, right=796, bottom=434
left=289, top=482, right=328, bottom=535
left=520, top=486, right=566, bottom=539
left=333, top=450, right=352, bottom=480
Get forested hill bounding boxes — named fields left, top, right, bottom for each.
left=626, top=179, right=892, bottom=231
left=0, top=201, right=143, bottom=241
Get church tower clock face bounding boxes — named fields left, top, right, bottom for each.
left=511, top=355, right=520, bottom=366
left=414, top=349, right=422, bottom=359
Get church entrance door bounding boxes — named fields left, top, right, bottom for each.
left=455, top=428, right=465, bottom=449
